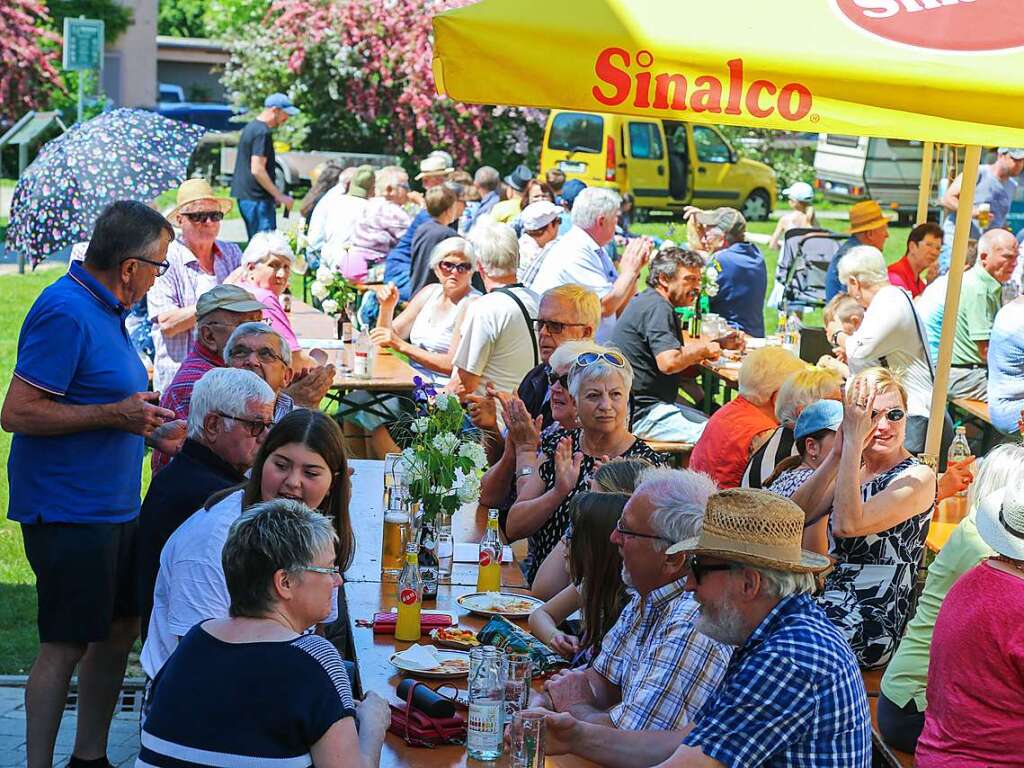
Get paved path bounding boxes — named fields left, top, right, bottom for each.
left=0, top=686, right=140, bottom=767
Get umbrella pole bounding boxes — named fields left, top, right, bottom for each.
left=916, top=141, right=934, bottom=225
left=924, top=144, right=982, bottom=461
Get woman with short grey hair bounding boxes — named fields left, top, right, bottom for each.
left=508, top=343, right=666, bottom=588
left=140, top=499, right=390, bottom=768
left=235, top=231, right=307, bottom=365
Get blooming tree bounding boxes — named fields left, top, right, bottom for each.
left=0, top=0, right=62, bottom=124
left=221, top=0, right=545, bottom=170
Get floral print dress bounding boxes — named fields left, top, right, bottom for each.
left=521, top=427, right=667, bottom=585
left=817, top=457, right=933, bottom=669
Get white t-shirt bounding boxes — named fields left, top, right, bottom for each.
left=452, top=285, right=539, bottom=395
left=307, top=184, right=367, bottom=255
left=530, top=226, right=619, bottom=341
left=141, top=489, right=338, bottom=678
left=845, top=285, right=934, bottom=418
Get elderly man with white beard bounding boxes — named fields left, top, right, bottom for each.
left=526, top=468, right=731, bottom=759
left=539, top=488, right=871, bottom=768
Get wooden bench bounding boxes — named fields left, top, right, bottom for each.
left=949, top=398, right=999, bottom=454
left=862, top=669, right=915, bottom=768
left=643, top=440, right=693, bottom=468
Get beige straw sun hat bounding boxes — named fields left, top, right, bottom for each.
left=666, top=488, right=833, bottom=574
left=168, top=178, right=234, bottom=221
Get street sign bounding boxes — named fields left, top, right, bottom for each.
left=62, top=18, right=104, bottom=72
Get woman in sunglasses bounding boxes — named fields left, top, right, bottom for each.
left=344, top=238, right=481, bottom=455
left=142, top=409, right=355, bottom=681
left=507, top=343, right=666, bottom=589
left=790, top=367, right=936, bottom=669
left=149, top=179, right=242, bottom=394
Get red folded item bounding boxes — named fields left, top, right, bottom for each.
left=372, top=611, right=454, bottom=634
left=388, top=681, right=466, bottom=747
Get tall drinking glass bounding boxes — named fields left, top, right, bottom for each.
left=504, top=653, right=532, bottom=717
left=510, top=711, right=545, bottom=768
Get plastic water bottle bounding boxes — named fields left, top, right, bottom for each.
left=786, top=313, right=802, bottom=355
left=352, top=328, right=371, bottom=379
left=467, top=646, right=506, bottom=761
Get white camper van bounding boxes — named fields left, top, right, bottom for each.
left=813, top=134, right=940, bottom=225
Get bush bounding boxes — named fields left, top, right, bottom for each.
left=220, top=0, right=546, bottom=175
left=717, top=126, right=816, bottom=191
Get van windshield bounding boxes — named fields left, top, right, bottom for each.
left=548, top=113, right=603, bottom=154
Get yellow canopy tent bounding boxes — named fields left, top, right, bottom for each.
left=433, top=0, right=1024, bottom=462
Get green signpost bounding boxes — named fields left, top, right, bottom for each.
left=62, top=17, right=105, bottom=123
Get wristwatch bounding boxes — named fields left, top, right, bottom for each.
left=516, top=466, right=535, bottom=479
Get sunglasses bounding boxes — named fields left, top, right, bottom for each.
left=227, top=345, right=288, bottom=365
left=614, top=517, right=669, bottom=542
left=437, top=260, right=473, bottom=275
left=127, top=256, right=170, bottom=276
left=534, top=319, right=587, bottom=335
left=573, top=351, right=625, bottom=370
left=871, top=407, right=906, bottom=423
left=182, top=211, right=225, bottom=223
left=687, top=555, right=736, bottom=585
left=546, top=370, right=569, bottom=389
left=215, top=411, right=275, bottom=437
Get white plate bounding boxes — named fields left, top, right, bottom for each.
left=390, top=649, right=471, bottom=678
left=457, top=592, right=544, bottom=618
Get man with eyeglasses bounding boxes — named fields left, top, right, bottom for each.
left=148, top=179, right=244, bottom=393
left=529, top=469, right=730, bottom=757
left=150, top=285, right=266, bottom=474
left=541, top=488, right=869, bottom=768
left=1, top=201, right=190, bottom=768
left=138, top=368, right=275, bottom=643
left=224, top=321, right=297, bottom=423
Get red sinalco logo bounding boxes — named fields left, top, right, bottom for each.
left=834, top=0, right=1024, bottom=52
left=399, top=588, right=418, bottom=605
left=479, top=551, right=493, bottom=567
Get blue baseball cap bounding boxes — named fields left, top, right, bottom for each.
left=264, top=93, right=300, bottom=115
left=794, top=400, right=843, bottom=441
left=561, top=179, right=588, bottom=208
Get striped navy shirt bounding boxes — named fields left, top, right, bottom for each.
left=138, top=623, right=356, bottom=767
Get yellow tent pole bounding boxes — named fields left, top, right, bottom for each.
left=916, top=142, right=934, bottom=226
left=924, top=144, right=982, bottom=460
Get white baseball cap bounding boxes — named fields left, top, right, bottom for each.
left=520, top=200, right=563, bottom=232
left=782, top=181, right=815, bottom=203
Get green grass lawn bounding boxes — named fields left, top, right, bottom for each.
left=0, top=209, right=909, bottom=673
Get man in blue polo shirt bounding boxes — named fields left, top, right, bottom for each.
left=1, top=201, right=185, bottom=768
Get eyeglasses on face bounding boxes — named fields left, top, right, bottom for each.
left=227, top=345, right=287, bottom=365
left=546, top=370, right=569, bottom=389
left=573, top=351, right=626, bottom=370
left=533, top=319, right=587, bottom=335
left=298, top=564, right=342, bottom=577
left=215, top=411, right=275, bottom=437
left=182, top=211, right=225, bottom=224
left=614, top=517, right=669, bottom=542
left=437, top=260, right=473, bottom=275
left=687, top=555, right=736, bottom=585
left=871, top=407, right=906, bottom=423
left=127, top=256, right=170, bottom=276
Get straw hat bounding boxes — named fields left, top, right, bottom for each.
left=415, top=155, right=454, bottom=180
left=977, top=486, right=1024, bottom=562
left=848, top=200, right=888, bottom=234
left=666, top=488, right=833, bottom=573
left=168, top=178, right=233, bottom=221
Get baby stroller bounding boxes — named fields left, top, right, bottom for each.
left=769, top=227, right=847, bottom=311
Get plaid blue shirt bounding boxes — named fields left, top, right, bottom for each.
left=592, top=578, right=731, bottom=731
left=683, top=592, right=870, bottom=768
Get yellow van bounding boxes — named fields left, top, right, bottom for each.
left=540, top=110, right=777, bottom=220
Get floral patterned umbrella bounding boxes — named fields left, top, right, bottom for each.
left=6, top=108, right=206, bottom=266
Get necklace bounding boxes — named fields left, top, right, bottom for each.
left=992, top=556, right=1024, bottom=577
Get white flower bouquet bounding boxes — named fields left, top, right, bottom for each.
left=309, top=265, right=359, bottom=318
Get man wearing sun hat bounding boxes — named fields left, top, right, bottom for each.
left=231, top=93, right=300, bottom=238
left=148, top=179, right=243, bottom=393
left=537, top=488, right=870, bottom=767
left=825, top=199, right=890, bottom=301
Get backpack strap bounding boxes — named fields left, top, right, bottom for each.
left=495, top=285, right=539, bottom=368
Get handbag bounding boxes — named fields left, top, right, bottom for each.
left=387, top=681, right=466, bottom=747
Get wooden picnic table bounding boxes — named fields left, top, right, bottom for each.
left=344, top=459, right=592, bottom=768
left=288, top=299, right=420, bottom=417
